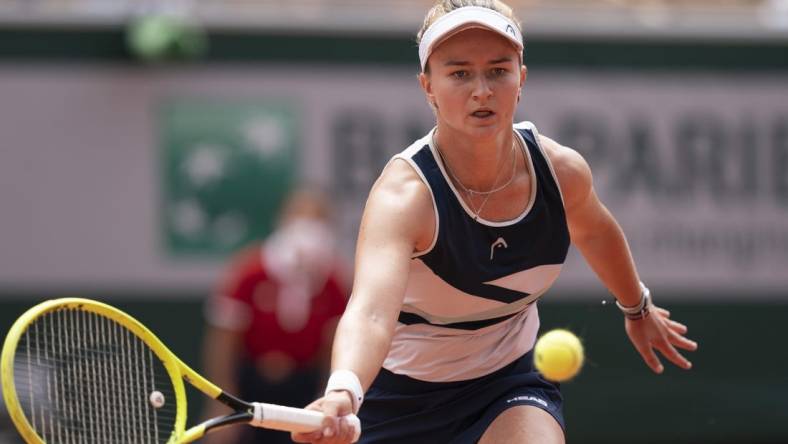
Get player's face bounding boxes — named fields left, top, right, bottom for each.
left=420, top=27, right=525, bottom=140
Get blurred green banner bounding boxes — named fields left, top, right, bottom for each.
left=160, top=99, right=297, bottom=257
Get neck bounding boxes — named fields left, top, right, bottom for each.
left=433, top=125, right=515, bottom=192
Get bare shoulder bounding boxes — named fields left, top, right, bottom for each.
left=368, top=158, right=432, bottom=216
left=362, top=158, right=434, bottom=250
left=537, top=134, right=593, bottom=210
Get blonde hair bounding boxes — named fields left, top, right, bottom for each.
left=416, top=0, right=522, bottom=46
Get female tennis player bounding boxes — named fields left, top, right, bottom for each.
left=294, top=1, right=698, bottom=443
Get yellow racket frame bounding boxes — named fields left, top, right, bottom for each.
left=1, top=298, right=223, bottom=443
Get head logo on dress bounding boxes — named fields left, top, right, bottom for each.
left=490, top=237, right=508, bottom=260
left=505, top=24, right=516, bottom=38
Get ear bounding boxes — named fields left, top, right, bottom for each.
left=418, top=72, right=436, bottom=108
left=517, top=64, right=527, bottom=103
left=520, top=64, right=528, bottom=89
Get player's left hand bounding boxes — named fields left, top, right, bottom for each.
left=625, top=305, right=698, bottom=373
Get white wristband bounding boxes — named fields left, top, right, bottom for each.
left=325, top=370, right=364, bottom=413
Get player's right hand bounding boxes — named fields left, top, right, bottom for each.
left=292, top=391, right=357, bottom=444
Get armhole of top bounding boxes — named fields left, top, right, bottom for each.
left=389, top=154, right=440, bottom=258
left=515, top=121, right=565, bottom=207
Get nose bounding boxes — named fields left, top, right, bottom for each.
left=472, top=76, right=493, bottom=102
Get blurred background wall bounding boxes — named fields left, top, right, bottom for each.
left=1, top=1, right=787, bottom=442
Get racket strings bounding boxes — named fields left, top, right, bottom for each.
left=13, top=308, right=178, bottom=443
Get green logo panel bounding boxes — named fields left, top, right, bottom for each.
left=160, top=99, right=297, bottom=257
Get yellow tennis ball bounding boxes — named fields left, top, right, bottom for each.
left=534, top=329, right=584, bottom=382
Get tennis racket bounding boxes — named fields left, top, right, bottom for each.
left=1, top=297, right=361, bottom=443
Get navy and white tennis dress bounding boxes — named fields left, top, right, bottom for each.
left=358, top=122, right=571, bottom=443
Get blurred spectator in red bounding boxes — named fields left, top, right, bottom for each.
left=201, top=188, right=350, bottom=444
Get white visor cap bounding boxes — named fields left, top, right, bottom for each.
left=418, top=6, right=523, bottom=72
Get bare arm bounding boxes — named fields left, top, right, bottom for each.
left=541, top=136, right=642, bottom=307
left=540, top=135, right=697, bottom=373
left=331, top=165, right=432, bottom=387
left=293, top=159, right=434, bottom=444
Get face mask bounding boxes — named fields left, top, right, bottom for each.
left=263, top=219, right=336, bottom=332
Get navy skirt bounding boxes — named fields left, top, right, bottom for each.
left=358, top=350, right=564, bottom=444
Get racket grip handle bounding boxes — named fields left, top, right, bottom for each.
left=252, top=402, right=361, bottom=442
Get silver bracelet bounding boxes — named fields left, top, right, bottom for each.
left=615, top=282, right=652, bottom=320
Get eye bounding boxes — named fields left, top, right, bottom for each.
left=490, top=67, right=507, bottom=77
left=451, top=70, right=468, bottom=80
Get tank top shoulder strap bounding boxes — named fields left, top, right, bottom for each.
left=514, top=121, right=564, bottom=206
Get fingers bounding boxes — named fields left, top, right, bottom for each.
left=318, top=409, right=359, bottom=443
left=291, top=393, right=357, bottom=444
left=290, top=411, right=329, bottom=443
left=292, top=430, right=323, bottom=443
left=655, top=307, right=698, bottom=354
left=290, top=418, right=341, bottom=444
left=338, top=416, right=359, bottom=442
left=654, top=337, right=692, bottom=370
left=322, top=415, right=337, bottom=439
left=292, top=417, right=356, bottom=444
left=654, top=307, right=670, bottom=317
left=664, top=318, right=688, bottom=335
left=632, top=338, right=664, bottom=374
left=668, top=328, right=698, bottom=352
left=627, top=309, right=697, bottom=373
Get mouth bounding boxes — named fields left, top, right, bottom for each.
left=470, top=109, right=495, bottom=119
